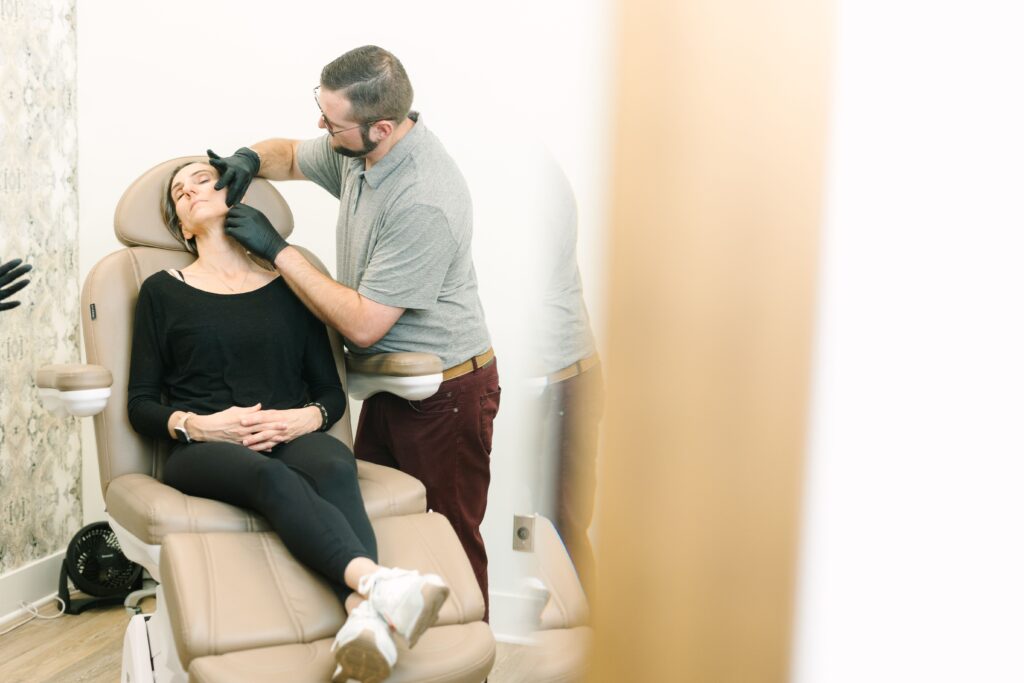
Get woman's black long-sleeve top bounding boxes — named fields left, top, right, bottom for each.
left=127, top=271, right=346, bottom=439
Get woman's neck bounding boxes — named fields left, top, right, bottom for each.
left=189, top=221, right=256, bottom=274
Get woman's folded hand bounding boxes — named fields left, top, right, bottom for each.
left=189, top=404, right=284, bottom=450
left=239, top=406, right=321, bottom=451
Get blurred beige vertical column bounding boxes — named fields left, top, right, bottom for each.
left=589, top=0, right=831, bottom=681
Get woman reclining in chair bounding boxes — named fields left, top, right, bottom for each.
left=128, top=160, right=444, bottom=683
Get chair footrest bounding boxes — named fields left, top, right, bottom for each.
left=188, top=623, right=495, bottom=683
left=159, top=513, right=491, bottom=681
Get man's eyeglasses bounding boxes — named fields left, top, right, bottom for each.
left=313, top=86, right=373, bottom=136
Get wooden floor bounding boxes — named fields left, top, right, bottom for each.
left=0, top=595, right=527, bottom=683
left=0, top=595, right=133, bottom=683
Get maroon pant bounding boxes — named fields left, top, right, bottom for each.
left=355, top=358, right=500, bottom=620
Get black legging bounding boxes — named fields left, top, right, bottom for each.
left=164, top=432, right=377, bottom=602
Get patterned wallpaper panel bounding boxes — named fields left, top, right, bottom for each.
left=0, top=1, right=82, bottom=575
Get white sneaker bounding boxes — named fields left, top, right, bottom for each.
left=330, top=601, right=396, bottom=683
left=359, top=567, right=450, bottom=648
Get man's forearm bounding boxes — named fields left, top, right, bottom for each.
left=275, top=247, right=402, bottom=348
left=250, top=139, right=304, bottom=180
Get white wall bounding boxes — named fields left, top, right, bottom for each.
left=794, top=1, right=1024, bottom=680
left=78, top=0, right=613, bottom=635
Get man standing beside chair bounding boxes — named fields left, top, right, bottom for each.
left=211, top=45, right=499, bottom=619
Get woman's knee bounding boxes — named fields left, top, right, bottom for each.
left=284, top=434, right=358, bottom=480
left=302, top=432, right=356, bottom=463
left=309, top=457, right=361, bottom=505
left=324, top=451, right=358, bottom=480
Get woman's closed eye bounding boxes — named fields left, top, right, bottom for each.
left=173, top=175, right=212, bottom=202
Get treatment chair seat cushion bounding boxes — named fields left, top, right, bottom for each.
left=187, top=624, right=496, bottom=683
left=106, top=460, right=427, bottom=545
left=160, top=514, right=490, bottom=668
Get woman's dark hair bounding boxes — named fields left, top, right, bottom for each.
left=320, top=45, right=413, bottom=124
left=162, top=162, right=198, bottom=254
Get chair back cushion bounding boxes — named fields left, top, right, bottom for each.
left=114, top=155, right=293, bottom=249
left=84, top=159, right=351, bottom=494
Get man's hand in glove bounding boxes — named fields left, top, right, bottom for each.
left=207, top=147, right=260, bottom=207
left=225, top=205, right=289, bottom=263
left=0, top=258, right=32, bottom=312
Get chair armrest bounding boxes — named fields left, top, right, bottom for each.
left=35, top=363, right=113, bottom=416
left=345, top=351, right=443, bottom=400
left=107, top=473, right=270, bottom=546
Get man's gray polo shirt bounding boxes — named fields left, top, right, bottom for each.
left=297, top=114, right=491, bottom=369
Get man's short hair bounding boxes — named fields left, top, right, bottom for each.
left=320, top=45, right=414, bottom=124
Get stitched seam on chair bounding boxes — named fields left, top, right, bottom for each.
left=184, top=495, right=195, bottom=533
left=144, top=481, right=161, bottom=539
left=261, top=533, right=305, bottom=643
left=413, top=515, right=467, bottom=622
left=199, top=534, right=218, bottom=656
left=249, top=511, right=266, bottom=532
left=168, top=546, right=189, bottom=663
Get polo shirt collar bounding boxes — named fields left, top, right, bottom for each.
left=362, top=111, right=424, bottom=189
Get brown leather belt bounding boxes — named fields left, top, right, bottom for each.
left=442, top=347, right=496, bottom=381
left=547, top=354, right=599, bottom=384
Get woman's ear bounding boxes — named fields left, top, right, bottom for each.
left=182, top=227, right=194, bottom=241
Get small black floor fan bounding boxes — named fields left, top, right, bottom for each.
left=58, top=521, right=143, bottom=615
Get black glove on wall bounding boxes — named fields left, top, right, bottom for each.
left=0, top=258, right=32, bottom=312
left=225, top=205, right=289, bottom=263
left=208, top=147, right=260, bottom=207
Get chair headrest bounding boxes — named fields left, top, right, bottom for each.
left=113, top=156, right=294, bottom=250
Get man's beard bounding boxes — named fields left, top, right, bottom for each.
left=332, top=126, right=380, bottom=158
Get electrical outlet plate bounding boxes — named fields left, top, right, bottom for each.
left=513, top=514, right=536, bottom=552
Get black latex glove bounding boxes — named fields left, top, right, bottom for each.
left=207, top=147, right=260, bottom=207
left=225, top=204, right=290, bottom=263
left=0, top=258, right=32, bottom=311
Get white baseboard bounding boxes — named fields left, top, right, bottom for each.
left=0, top=552, right=64, bottom=626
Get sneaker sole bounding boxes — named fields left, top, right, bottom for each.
left=403, top=583, right=450, bottom=649
left=332, top=630, right=392, bottom=683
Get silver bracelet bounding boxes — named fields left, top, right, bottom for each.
left=305, top=401, right=329, bottom=431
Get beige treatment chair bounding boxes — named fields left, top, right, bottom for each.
left=36, top=157, right=495, bottom=683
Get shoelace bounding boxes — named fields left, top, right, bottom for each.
left=358, top=567, right=416, bottom=597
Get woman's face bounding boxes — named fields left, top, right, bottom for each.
left=169, top=162, right=229, bottom=230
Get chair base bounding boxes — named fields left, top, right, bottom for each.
left=109, top=515, right=163, bottom=581
left=121, top=586, right=188, bottom=683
